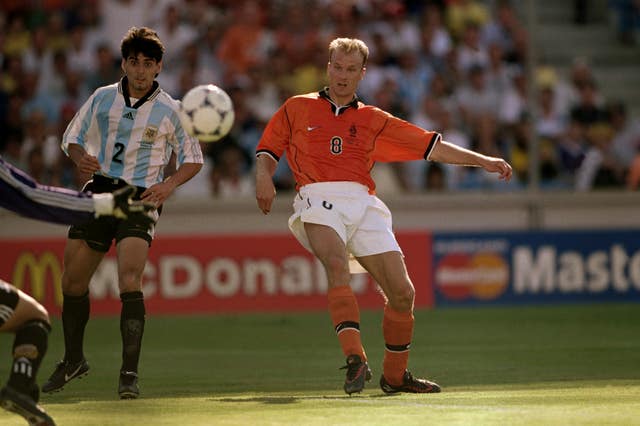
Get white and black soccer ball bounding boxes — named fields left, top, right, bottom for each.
left=179, top=84, right=235, bottom=142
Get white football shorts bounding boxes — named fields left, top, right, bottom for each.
left=288, top=181, right=402, bottom=273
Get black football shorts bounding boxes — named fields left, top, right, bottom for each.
left=68, top=174, right=159, bottom=252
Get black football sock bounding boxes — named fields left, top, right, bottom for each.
left=120, top=291, right=145, bottom=373
left=8, top=319, right=51, bottom=400
left=62, top=291, right=90, bottom=364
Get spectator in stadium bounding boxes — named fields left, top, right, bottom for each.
left=498, top=67, right=529, bottom=130
left=255, top=37, right=512, bottom=395
left=20, top=71, right=58, bottom=129
left=557, top=118, right=588, bottom=182
left=1, top=54, right=25, bottom=95
left=455, top=63, right=501, bottom=156
left=509, top=112, right=560, bottom=188
left=153, top=2, right=198, bottom=72
left=40, top=26, right=203, bottom=400
left=22, top=26, right=52, bottom=79
left=418, top=3, right=453, bottom=71
left=211, top=142, right=254, bottom=198
left=0, top=153, right=154, bottom=426
left=370, top=1, right=422, bottom=60
left=98, top=0, right=153, bottom=57
left=216, top=0, right=273, bottom=78
left=570, top=79, right=607, bottom=129
left=445, top=0, right=490, bottom=41
left=485, top=42, right=511, bottom=97
left=534, top=84, right=567, bottom=143
left=395, top=49, right=434, bottom=114
left=609, top=0, right=640, bottom=45
left=272, top=2, right=322, bottom=70
left=455, top=21, right=490, bottom=75
left=482, top=0, right=528, bottom=65
left=66, top=25, right=98, bottom=78
left=575, top=122, right=625, bottom=190
left=20, top=110, right=62, bottom=186
left=85, top=42, right=122, bottom=93
left=607, top=101, right=640, bottom=170
left=2, top=13, right=30, bottom=58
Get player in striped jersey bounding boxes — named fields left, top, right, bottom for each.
left=256, top=38, right=512, bottom=395
left=42, top=27, right=203, bottom=400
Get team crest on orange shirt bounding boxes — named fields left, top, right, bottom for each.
left=347, top=124, right=357, bottom=144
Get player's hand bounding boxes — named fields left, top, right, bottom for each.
left=77, top=153, right=101, bottom=175
left=141, top=181, right=174, bottom=207
left=112, top=185, right=156, bottom=226
left=256, top=175, right=276, bottom=215
left=482, top=157, right=513, bottom=181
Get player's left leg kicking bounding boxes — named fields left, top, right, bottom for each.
left=0, top=279, right=56, bottom=425
left=356, top=252, right=441, bottom=394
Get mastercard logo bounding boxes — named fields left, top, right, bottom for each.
left=435, top=252, right=509, bottom=300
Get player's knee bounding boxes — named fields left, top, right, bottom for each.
left=387, top=284, right=415, bottom=312
left=323, top=254, right=350, bottom=284
left=61, top=274, right=89, bottom=296
left=18, top=291, right=50, bottom=323
left=118, top=270, right=143, bottom=292
left=31, top=301, right=50, bottom=324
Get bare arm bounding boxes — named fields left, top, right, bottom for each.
left=429, top=139, right=513, bottom=181
left=255, top=154, right=278, bottom=214
left=67, top=143, right=101, bottom=175
left=141, top=162, right=202, bottom=205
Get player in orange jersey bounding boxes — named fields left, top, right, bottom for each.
left=255, top=37, right=512, bottom=395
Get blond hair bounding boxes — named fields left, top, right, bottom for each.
left=328, top=38, right=369, bottom=67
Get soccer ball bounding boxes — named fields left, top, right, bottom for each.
left=179, top=84, right=235, bottom=142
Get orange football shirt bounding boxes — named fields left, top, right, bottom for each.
left=256, top=89, right=441, bottom=193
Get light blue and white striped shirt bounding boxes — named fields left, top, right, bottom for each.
left=62, top=78, right=203, bottom=188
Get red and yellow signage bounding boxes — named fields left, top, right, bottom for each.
left=435, top=252, right=509, bottom=301
left=0, top=232, right=433, bottom=315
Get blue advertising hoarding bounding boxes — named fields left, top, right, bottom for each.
left=432, top=230, right=640, bottom=305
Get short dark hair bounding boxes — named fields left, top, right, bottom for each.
left=120, top=27, right=164, bottom=62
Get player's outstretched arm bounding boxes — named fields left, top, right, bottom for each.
left=428, top=139, right=513, bottom=181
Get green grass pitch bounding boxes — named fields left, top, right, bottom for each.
left=1, top=303, right=639, bottom=425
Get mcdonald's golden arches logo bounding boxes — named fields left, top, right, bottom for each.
left=12, top=251, right=63, bottom=306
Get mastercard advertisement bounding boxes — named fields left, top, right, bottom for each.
left=433, top=230, right=640, bottom=305
left=2, top=229, right=639, bottom=315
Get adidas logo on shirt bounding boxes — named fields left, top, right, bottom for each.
left=123, top=111, right=135, bottom=120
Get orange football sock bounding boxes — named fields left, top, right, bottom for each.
left=382, top=304, right=414, bottom=385
left=327, top=285, right=366, bottom=360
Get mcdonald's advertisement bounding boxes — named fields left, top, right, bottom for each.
left=3, top=229, right=639, bottom=315
left=433, top=229, right=640, bottom=305
left=0, top=232, right=432, bottom=316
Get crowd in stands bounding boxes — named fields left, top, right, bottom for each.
left=0, top=0, right=639, bottom=199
